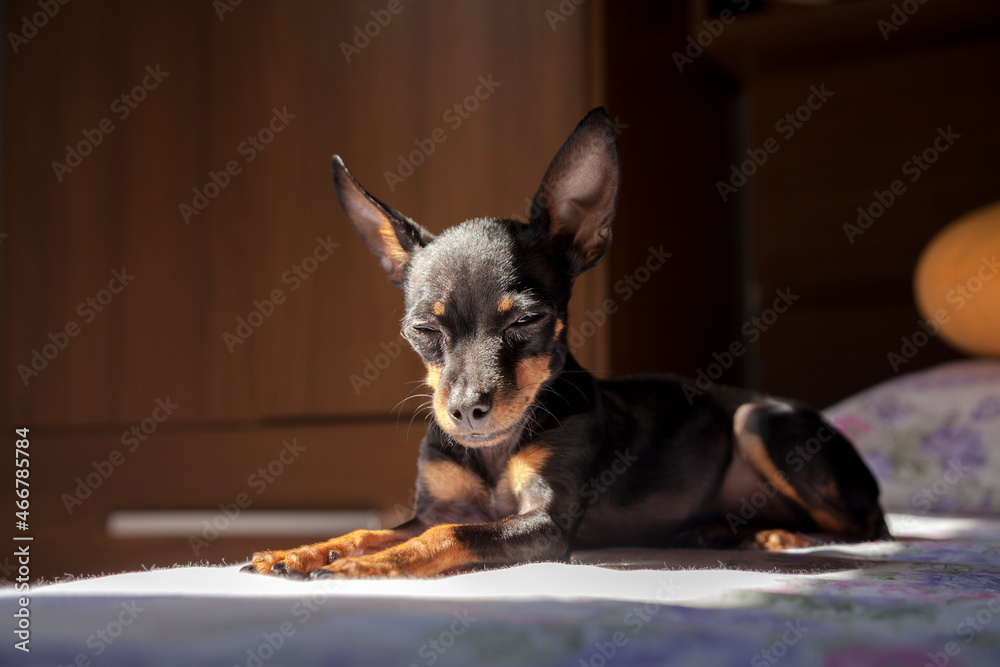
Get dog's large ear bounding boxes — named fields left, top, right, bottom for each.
left=332, top=155, right=434, bottom=288
left=529, top=107, right=620, bottom=276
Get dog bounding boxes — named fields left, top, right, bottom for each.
left=242, top=107, right=888, bottom=579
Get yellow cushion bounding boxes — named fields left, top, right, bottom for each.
left=914, top=201, right=1000, bottom=357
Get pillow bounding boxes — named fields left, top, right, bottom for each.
left=823, top=359, right=1000, bottom=515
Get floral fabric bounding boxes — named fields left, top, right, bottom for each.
left=824, top=359, right=1000, bottom=515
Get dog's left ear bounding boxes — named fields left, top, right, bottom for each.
left=529, top=107, right=620, bottom=276
left=332, top=155, right=435, bottom=288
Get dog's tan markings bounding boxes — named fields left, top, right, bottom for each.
left=432, top=301, right=446, bottom=317
left=245, top=528, right=415, bottom=574
left=754, top=529, right=817, bottom=552
left=507, top=444, right=552, bottom=491
left=498, top=295, right=515, bottom=314
left=486, top=355, right=552, bottom=430
left=419, top=459, right=490, bottom=506
left=425, top=364, right=441, bottom=390
left=425, top=365, right=449, bottom=434
left=316, top=524, right=475, bottom=577
left=377, top=222, right=411, bottom=269
left=554, top=318, right=565, bottom=340
left=515, top=355, right=552, bottom=400
left=495, top=444, right=553, bottom=514
left=432, top=380, right=452, bottom=431
left=379, top=524, right=474, bottom=575
left=489, top=354, right=553, bottom=426
left=733, top=404, right=846, bottom=534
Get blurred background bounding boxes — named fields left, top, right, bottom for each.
left=2, top=0, right=999, bottom=580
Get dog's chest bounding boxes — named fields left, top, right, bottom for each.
left=487, top=482, right=520, bottom=520
left=485, top=443, right=553, bottom=519
left=420, top=444, right=550, bottom=521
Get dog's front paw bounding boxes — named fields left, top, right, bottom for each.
left=241, top=545, right=336, bottom=578
left=241, top=530, right=408, bottom=578
left=307, top=556, right=395, bottom=579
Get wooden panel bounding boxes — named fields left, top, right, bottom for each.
left=697, top=0, right=1000, bottom=79
left=604, top=3, right=743, bottom=382
left=2, top=0, right=607, bottom=427
left=3, top=2, right=216, bottom=425
left=747, top=39, right=1000, bottom=405
left=1, top=1, right=608, bottom=581
left=22, top=422, right=417, bottom=579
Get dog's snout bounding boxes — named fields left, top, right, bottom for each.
left=448, top=391, right=493, bottom=430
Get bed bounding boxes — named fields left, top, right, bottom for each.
left=4, top=359, right=1000, bottom=666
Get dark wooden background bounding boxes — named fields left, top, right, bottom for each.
left=2, top=0, right=999, bottom=580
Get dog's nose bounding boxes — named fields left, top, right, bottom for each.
left=448, top=392, right=492, bottom=430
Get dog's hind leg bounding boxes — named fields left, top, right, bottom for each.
left=732, top=401, right=889, bottom=546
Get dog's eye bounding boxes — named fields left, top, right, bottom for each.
left=412, top=325, right=440, bottom=336
left=515, top=313, right=542, bottom=325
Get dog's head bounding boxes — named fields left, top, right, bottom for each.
left=333, top=108, right=619, bottom=448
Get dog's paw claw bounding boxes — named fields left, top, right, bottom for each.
left=328, top=550, right=338, bottom=563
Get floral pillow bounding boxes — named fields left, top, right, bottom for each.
left=823, top=359, right=1000, bottom=515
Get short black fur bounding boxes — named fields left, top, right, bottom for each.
left=242, top=108, right=888, bottom=580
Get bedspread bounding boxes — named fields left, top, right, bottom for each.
left=4, top=513, right=1000, bottom=666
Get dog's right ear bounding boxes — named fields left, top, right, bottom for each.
left=332, top=155, right=434, bottom=288
left=529, top=107, right=620, bottom=277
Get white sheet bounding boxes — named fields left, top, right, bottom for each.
left=4, top=513, right=1000, bottom=666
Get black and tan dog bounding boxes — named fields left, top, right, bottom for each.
left=243, top=108, right=888, bottom=579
